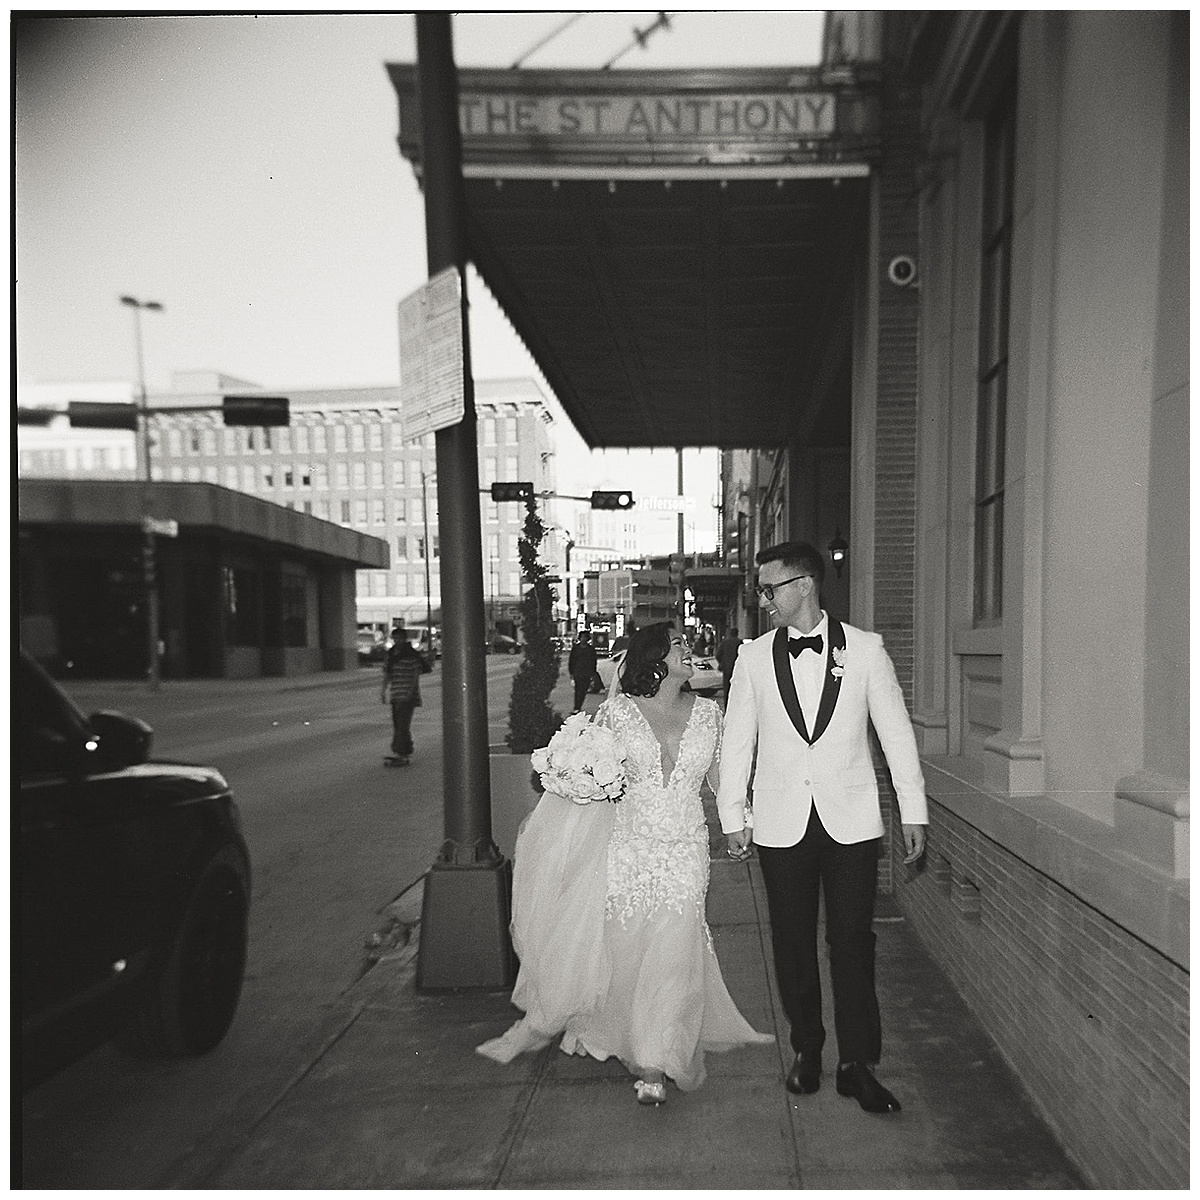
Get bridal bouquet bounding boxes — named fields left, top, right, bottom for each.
left=531, top=712, right=626, bottom=804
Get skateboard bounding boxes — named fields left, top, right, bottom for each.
left=383, top=755, right=411, bottom=767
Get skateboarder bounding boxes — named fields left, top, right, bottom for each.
left=382, top=628, right=431, bottom=764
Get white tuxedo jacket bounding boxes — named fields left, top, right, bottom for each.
left=716, top=619, right=928, bottom=846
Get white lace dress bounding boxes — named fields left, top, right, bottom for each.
left=477, top=693, right=772, bottom=1090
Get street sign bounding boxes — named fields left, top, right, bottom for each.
left=222, top=395, right=290, bottom=426
left=141, top=516, right=179, bottom=538
left=398, top=266, right=465, bottom=442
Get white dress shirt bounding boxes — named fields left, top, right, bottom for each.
left=789, top=611, right=829, bottom=730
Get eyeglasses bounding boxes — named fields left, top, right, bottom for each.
left=754, top=574, right=811, bottom=601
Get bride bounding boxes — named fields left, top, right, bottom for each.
left=477, top=623, right=772, bottom=1104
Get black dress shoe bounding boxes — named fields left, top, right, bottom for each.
left=785, top=1052, right=822, bottom=1094
left=835, top=1062, right=901, bottom=1113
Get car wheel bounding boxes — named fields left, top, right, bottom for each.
left=119, top=845, right=249, bottom=1058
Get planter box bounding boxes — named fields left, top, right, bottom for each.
left=489, top=752, right=541, bottom=860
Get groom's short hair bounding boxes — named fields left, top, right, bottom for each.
left=756, top=540, right=825, bottom=588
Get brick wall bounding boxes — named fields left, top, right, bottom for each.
left=893, top=800, right=1189, bottom=1188
left=871, top=51, right=922, bottom=705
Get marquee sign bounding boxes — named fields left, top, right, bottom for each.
left=458, top=92, right=836, bottom=141
left=388, top=65, right=880, bottom=172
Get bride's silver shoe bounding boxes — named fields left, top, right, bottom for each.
left=634, top=1078, right=667, bottom=1105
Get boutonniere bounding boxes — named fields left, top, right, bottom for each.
left=830, top=646, right=846, bottom=678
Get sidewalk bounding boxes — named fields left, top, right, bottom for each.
left=190, top=856, right=1083, bottom=1189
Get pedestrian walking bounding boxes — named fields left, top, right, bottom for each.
left=714, top=624, right=742, bottom=707
left=716, top=540, right=928, bottom=1113
left=381, top=628, right=431, bottom=765
left=567, top=630, right=598, bottom=714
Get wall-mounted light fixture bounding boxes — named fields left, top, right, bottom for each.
left=828, top=531, right=848, bottom=578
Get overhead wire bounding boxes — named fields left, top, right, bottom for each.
left=509, top=13, right=587, bottom=69
left=601, top=12, right=674, bottom=70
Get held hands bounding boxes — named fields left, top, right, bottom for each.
left=726, top=828, right=752, bottom=861
left=902, top=823, right=927, bottom=864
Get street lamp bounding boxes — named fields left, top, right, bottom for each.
left=120, top=294, right=165, bottom=689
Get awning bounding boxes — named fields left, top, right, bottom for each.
left=387, top=65, right=877, bottom=451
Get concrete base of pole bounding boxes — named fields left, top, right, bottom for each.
left=415, top=859, right=516, bottom=991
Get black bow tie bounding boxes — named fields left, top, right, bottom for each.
left=788, top=634, right=824, bottom=658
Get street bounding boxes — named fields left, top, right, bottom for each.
left=19, top=655, right=538, bottom=1189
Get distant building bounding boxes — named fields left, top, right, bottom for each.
left=18, top=373, right=564, bottom=641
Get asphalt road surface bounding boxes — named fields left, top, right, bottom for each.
left=20, top=655, right=550, bottom=1189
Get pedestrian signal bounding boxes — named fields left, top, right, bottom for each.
left=490, top=482, right=534, bottom=502
left=590, top=490, right=634, bottom=510
left=222, top=395, right=290, bottom=426
left=68, top=401, right=140, bottom=430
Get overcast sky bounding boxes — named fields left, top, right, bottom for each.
left=14, top=10, right=826, bottom=541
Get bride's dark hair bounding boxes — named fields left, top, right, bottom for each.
left=619, top=623, right=673, bottom=697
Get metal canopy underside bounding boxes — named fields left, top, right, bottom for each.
left=388, top=65, right=876, bottom=450
left=467, top=173, right=865, bottom=449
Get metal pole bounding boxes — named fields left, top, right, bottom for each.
left=126, top=298, right=162, bottom=692
left=414, top=12, right=513, bottom=991
left=421, top=468, right=434, bottom=654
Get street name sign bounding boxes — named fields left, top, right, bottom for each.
left=398, top=266, right=465, bottom=443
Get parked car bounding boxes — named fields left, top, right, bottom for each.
left=356, top=629, right=387, bottom=664
left=686, top=654, right=725, bottom=697
left=491, top=633, right=521, bottom=655
left=18, top=650, right=251, bottom=1091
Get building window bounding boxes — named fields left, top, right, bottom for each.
left=278, top=427, right=291, bottom=455
left=204, top=465, right=218, bottom=483
left=244, top=429, right=256, bottom=453
left=406, top=460, right=422, bottom=488
left=223, top=566, right=262, bottom=646
left=340, top=500, right=352, bottom=524
left=350, top=424, right=365, bottom=452
left=314, top=499, right=330, bottom=520
left=373, top=498, right=386, bottom=525
left=353, top=499, right=368, bottom=525
left=482, top=417, right=496, bottom=445
left=396, top=535, right=408, bottom=559
left=312, top=463, right=326, bottom=489
left=167, top=428, right=182, bottom=457
left=262, top=428, right=272, bottom=452
left=412, top=497, right=424, bottom=525
left=334, top=461, right=349, bottom=488
left=283, top=467, right=294, bottom=488
left=351, top=461, right=366, bottom=489
left=505, top=455, right=519, bottom=480
left=299, top=464, right=311, bottom=487
left=368, top=423, right=383, bottom=451
left=225, top=466, right=239, bottom=490
left=295, top=425, right=310, bottom=454
left=505, top=417, right=518, bottom=443
left=974, top=85, right=1016, bottom=625
left=303, top=500, right=312, bottom=514
left=333, top=425, right=347, bottom=452
left=355, top=571, right=368, bottom=596
left=487, top=533, right=500, bottom=561
left=416, top=535, right=426, bottom=560
left=390, top=423, right=406, bottom=450
left=395, top=496, right=407, bottom=522
left=189, top=428, right=201, bottom=453
left=313, top=425, right=327, bottom=453
left=224, top=428, right=237, bottom=455
left=485, top=498, right=498, bottom=524
left=241, top=464, right=256, bottom=492
left=432, top=534, right=440, bottom=559
left=262, top=466, right=274, bottom=489
left=482, top=457, right=497, bottom=485
left=370, top=460, right=384, bottom=488
left=281, top=574, right=307, bottom=646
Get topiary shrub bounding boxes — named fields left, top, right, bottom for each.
left=505, top=494, right=565, bottom=754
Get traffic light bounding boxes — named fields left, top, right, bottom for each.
left=68, top=401, right=140, bottom=430
left=590, top=490, right=634, bottom=510
left=490, top=481, right=533, bottom=502
left=222, top=395, right=290, bottom=426
left=668, top=553, right=686, bottom=588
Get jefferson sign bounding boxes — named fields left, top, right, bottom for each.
left=458, top=93, right=835, bottom=141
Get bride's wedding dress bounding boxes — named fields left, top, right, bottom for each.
left=477, top=692, right=771, bottom=1091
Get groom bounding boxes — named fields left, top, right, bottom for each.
left=716, top=540, right=927, bottom=1114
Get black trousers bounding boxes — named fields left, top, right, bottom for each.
left=389, top=700, right=417, bottom=757
left=756, top=806, right=881, bottom=1064
left=571, top=673, right=591, bottom=711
